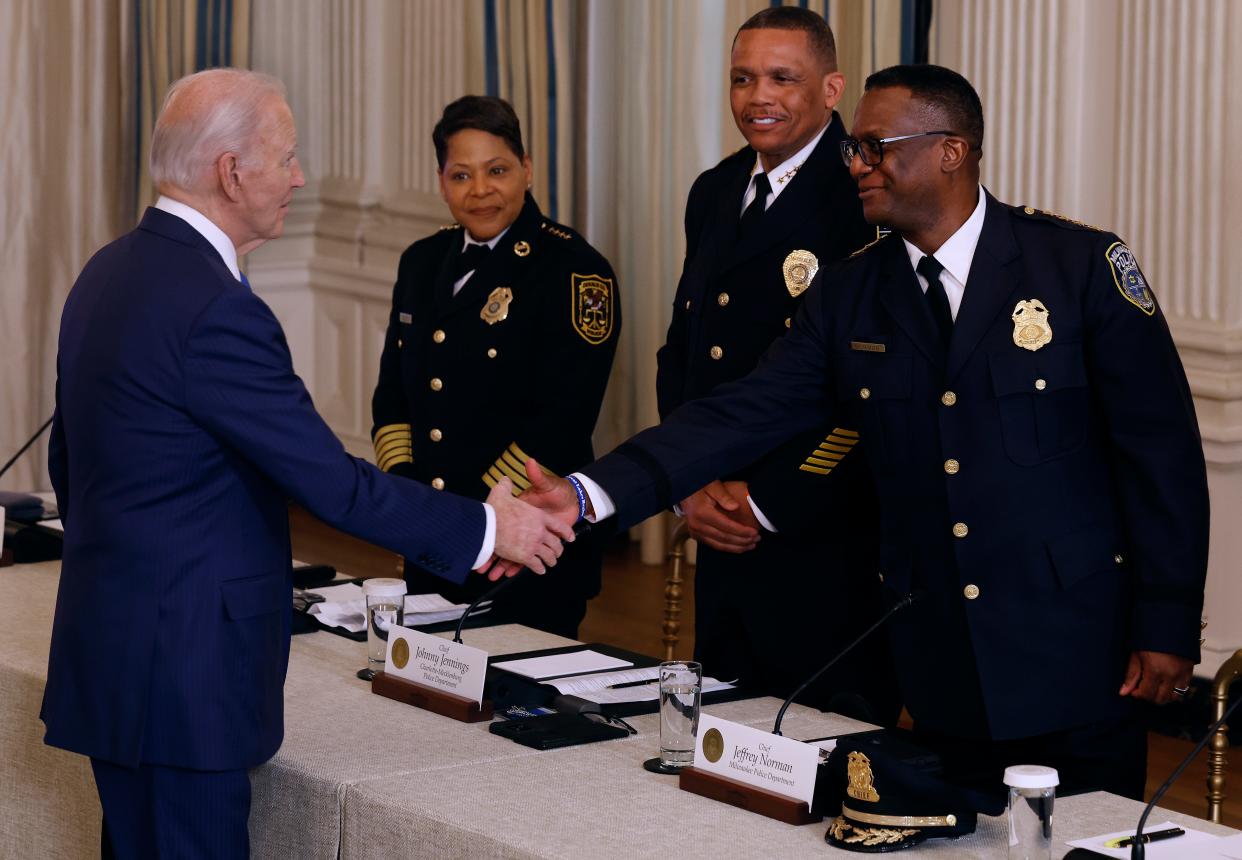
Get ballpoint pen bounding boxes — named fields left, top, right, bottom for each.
left=1103, top=826, right=1185, bottom=849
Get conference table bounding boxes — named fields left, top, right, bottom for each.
left=1, top=561, right=1235, bottom=859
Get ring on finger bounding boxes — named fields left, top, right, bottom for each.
left=1173, top=685, right=1191, bottom=697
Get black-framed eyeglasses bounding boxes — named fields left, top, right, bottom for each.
left=839, top=131, right=958, bottom=167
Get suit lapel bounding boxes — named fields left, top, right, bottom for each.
left=714, top=113, right=850, bottom=278
left=703, top=159, right=754, bottom=279
left=877, top=237, right=945, bottom=369
left=945, top=193, right=1022, bottom=383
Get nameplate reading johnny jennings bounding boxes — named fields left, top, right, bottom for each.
left=385, top=628, right=487, bottom=706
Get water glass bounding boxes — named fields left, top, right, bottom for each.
left=1005, top=765, right=1058, bottom=860
left=658, top=660, right=702, bottom=768
left=363, top=578, right=406, bottom=670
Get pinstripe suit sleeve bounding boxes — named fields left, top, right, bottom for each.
left=182, top=285, right=486, bottom=582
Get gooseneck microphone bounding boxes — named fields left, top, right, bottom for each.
left=0, top=415, right=53, bottom=481
left=452, top=520, right=592, bottom=644
left=1128, top=690, right=1242, bottom=859
left=772, top=590, right=925, bottom=736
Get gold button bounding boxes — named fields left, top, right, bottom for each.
left=963, top=584, right=980, bottom=600
left=952, top=522, right=969, bottom=538
left=941, top=391, right=957, bottom=406
left=1024, top=206, right=1035, bottom=215
left=433, top=329, right=446, bottom=343
left=859, top=387, right=871, bottom=400
left=1114, top=554, right=1124, bottom=564
left=944, top=458, right=960, bottom=475
left=717, top=292, right=729, bottom=307
left=431, top=477, right=445, bottom=490
left=397, top=338, right=403, bottom=349
left=1035, top=378, right=1047, bottom=391
left=429, top=428, right=442, bottom=442
left=878, top=572, right=884, bottom=583
left=430, top=378, right=443, bottom=391
left=946, top=815, right=958, bottom=827
left=785, top=317, right=791, bottom=329
left=487, top=348, right=497, bottom=358
left=710, top=346, right=723, bottom=360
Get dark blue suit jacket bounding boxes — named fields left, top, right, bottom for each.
left=584, top=193, right=1209, bottom=740
left=42, top=208, right=486, bottom=770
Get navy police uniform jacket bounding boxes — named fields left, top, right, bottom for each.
left=371, top=195, right=619, bottom=612
left=583, top=192, right=1209, bottom=741
left=42, top=208, right=486, bottom=771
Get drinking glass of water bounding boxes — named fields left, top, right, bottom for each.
left=659, top=661, right=702, bottom=768
left=363, top=578, right=406, bottom=674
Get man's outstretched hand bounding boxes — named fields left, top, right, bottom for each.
left=482, top=460, right=586, bottom=581
left=680, top=480, right=760, bottom=553
left=479, top=476, right=575, bottom=580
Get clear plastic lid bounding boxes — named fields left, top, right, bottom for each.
left=1003, top=764, right=1059, bottom=789
left=361, top=577, right=407, bottom=599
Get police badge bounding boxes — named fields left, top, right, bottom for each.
left=571, top=273, right=614, bottom=344
left=481, top=287, right=513, bottom=325
left=782, top=249, right=819, bottom=297
left=1106, top=241, right=1155, bottom=315
left=1011, top=299, right=1052, bottom=351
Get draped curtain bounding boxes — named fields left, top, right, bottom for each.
left=0, top=0, right=250, bottom=492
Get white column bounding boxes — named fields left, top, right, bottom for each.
left=249, top=0, right=467, bottom=458
left=934, top=0, right=1242, bottom=674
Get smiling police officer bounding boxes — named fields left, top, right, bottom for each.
left=371, top=96, right=620, bottom=637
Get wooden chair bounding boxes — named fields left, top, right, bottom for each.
left=1208, top=648, right=1242, bottom=822
left=662, top=522, right=692, bottom=660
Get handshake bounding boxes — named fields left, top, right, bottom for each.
left=478, top=458, right=592, bottom=581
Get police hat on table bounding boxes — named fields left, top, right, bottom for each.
left=822, top=735, right=998, bottom=852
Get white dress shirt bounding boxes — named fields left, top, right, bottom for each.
left=739, top=122, right=831, bottom=216
left=903, top=186, right=986, bottom=321
left=155, top=195, right=497, bottom=568
left=452, top=227, right=509, bottom=295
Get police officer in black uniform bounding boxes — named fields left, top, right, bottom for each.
left=371, top=96, right=620, bottom=637
left=525, top=66, right=1207, bottom=800
left=659, top=7, right=898, bottom=721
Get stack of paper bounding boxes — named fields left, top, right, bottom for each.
left=305, top=583, right=489, bottom=633
left=536, top=665, right=735, bottom=705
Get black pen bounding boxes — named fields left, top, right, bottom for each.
left=1104, top=826, right=1185, bottom=849
left=606, top=678, right=659, bottom=689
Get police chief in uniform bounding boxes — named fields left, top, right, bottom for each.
left=658, top=7, right=898, bottom=721
left=371, top=96, right=620, bottom=637
left=523, top=65, right=1207, bottom=800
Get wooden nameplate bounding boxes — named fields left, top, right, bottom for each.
left=678, top=766, right=822, bottom=825
left=371, top=671, right=494, bottom=723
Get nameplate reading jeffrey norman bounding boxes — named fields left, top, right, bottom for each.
left=385, top=628, right=488, bottom=706
left=693, top=713, right=819, bottom=806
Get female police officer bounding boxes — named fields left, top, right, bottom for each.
left=371, top=96, right=620, bottom=637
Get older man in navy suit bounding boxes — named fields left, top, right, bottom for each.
left=42, top=69, right=573, bottom=858
left=519, top=65, right=1208, bottom=800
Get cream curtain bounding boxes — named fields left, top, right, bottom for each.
left=0, top=0, right=132, bottom=492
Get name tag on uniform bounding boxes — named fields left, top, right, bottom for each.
left=399, top=312, right=413, bottom=324
left=850, top=340, right=886, bottom=353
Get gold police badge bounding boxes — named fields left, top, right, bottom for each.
left=391, top=637, right=410, bottom=670
left=481, top=287, right=513, bottom=325
left=782, top=249, right=819, bottom=297
left=571, top=273, right=614, bottom=345
left=846, top=751, right=880, bottom=802
left=1011, top=299, right=1052, bottom=351
left=702, top=728, right=724, bottom=763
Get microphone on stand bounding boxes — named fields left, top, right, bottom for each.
left=0, top=415, right=54, bottom=482
left=453, top=520, right=592, bottom=644
left=772, top=590, right=925, bottom=736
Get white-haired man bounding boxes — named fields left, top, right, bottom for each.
left=42, top=68, right=572, bottom=857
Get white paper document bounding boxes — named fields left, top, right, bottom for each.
left=40, top=518, right=64, bottom=533
left=544, top=666, right=734, bottom=703
left=490, top=649, right=632, bottom=679
left=1066, top=822, right=1224, bottom=858
left=306, top=585, right=486, bottom=633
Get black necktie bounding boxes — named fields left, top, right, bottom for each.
left=738, top=173, right=772, bottom=237
left=455, top=243, right=491, bottom=280
left=916, top=254, right=953, bottom=347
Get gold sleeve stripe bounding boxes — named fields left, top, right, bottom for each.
left=483, top=465, right=523, bottom=496
left=825, top=435, right=858, bottom=448
left=832, top=427, right=860, bottom=439
left=799, top=464, right=833, bottom=475
left=814, top=446, right=845, bottom=457
left=818, top=443, right=853, bottom=454
left=806, top=454, right=838, bottom=467
left=374, top=423, right=412, bottom=443
left=500, top=449, right=532, bottom=476
left=801, top=427, right=860, bottom=473
left=373, top=423, right=413, bottom=472
left=508, top=441, right=535, bottom=464
left=491, top=458, right=532, bottom=490
left=377, top=450, right=413, bottom=472
left=375, top=436, right=413, bottom=460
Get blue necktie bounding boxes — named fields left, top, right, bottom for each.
left=240, top=273, right=251, bottom=290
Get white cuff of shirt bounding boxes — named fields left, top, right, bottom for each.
left=472, top=502, right=497, bottom=570
left=747, top=495, right=778, bottom=533
left=569, top=472, right=615, bottom=522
